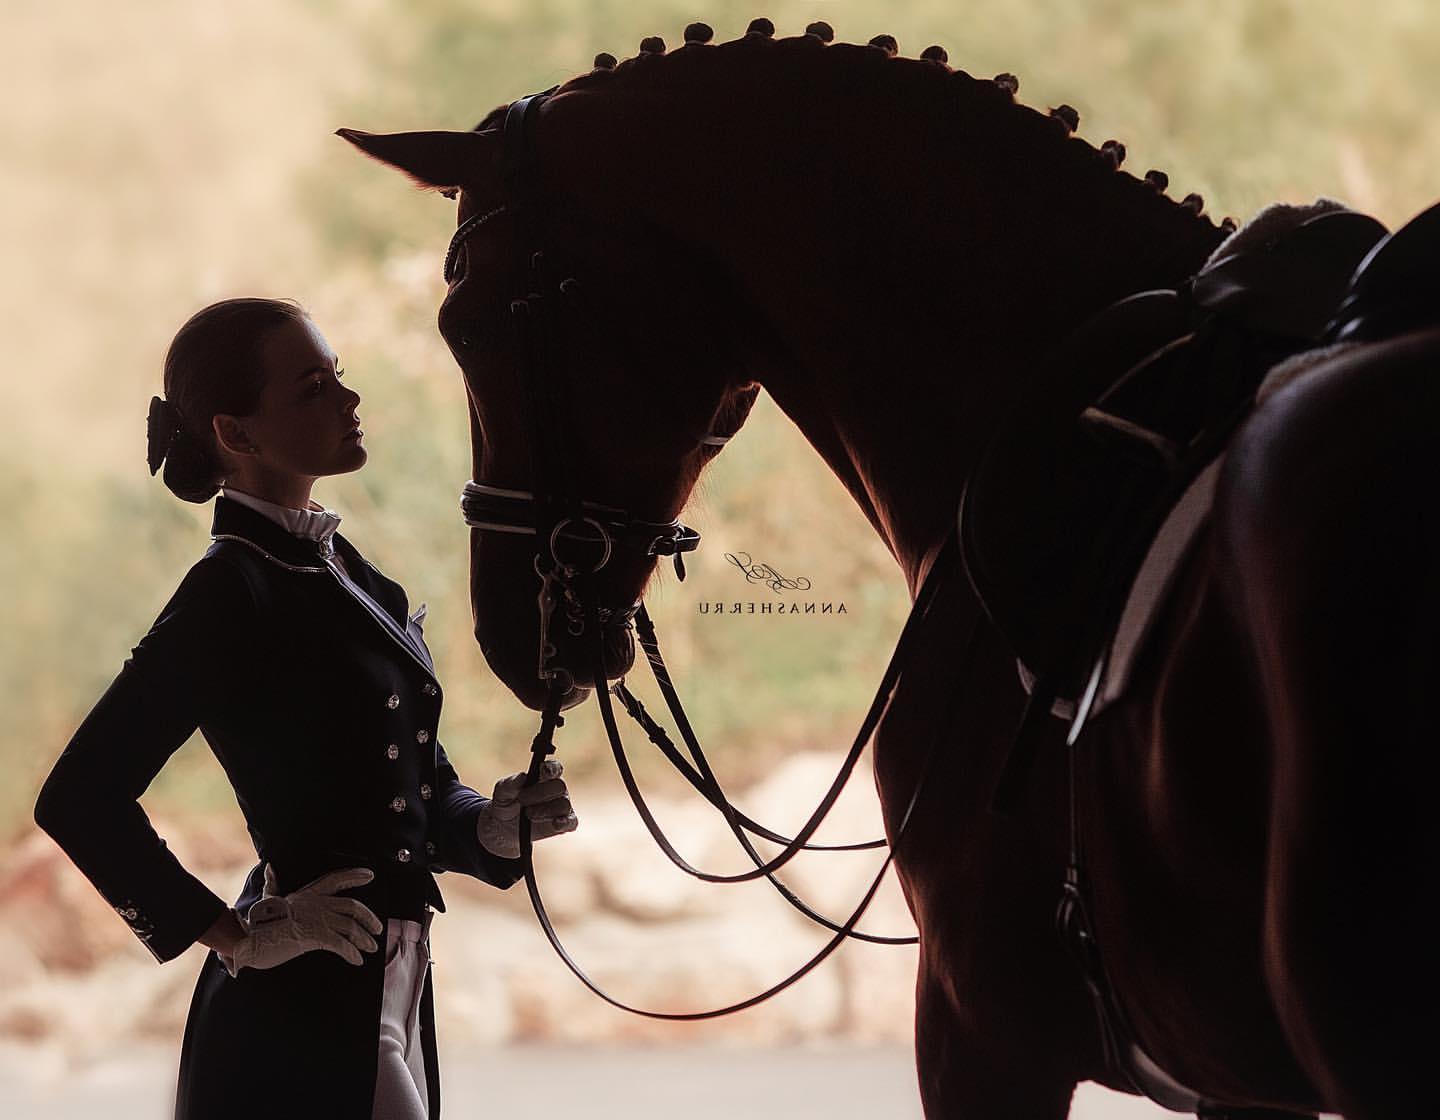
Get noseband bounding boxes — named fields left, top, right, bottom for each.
left=460, top=482, right=701, bottom=575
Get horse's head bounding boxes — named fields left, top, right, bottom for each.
left=338, top=111, right=761, bottom=710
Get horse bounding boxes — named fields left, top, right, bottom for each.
left=338, top=21, right=1437, bottom=1120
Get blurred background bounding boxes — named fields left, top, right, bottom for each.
left=2, top=0, right=1434, bottom=1115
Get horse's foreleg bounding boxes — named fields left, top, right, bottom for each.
left=913, top=945, right=1078, bottom=1120
left=1217, top=333, right=1440, bottom=1120
left=878, top=553, right=1096, bottom=1118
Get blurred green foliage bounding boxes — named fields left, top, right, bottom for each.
left=6, top=0, right=1438, bottom=843
left=308, top=0, right=1440, bottom=262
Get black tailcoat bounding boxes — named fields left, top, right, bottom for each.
left=34, top=494, right=523, bottom=1118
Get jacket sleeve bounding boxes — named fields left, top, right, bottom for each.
left=429, top=742, right=524, bottom=889
left=33, top=554, right=256, bottom=962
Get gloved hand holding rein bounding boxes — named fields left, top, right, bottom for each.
left=477, top=758, right=578, bottom=859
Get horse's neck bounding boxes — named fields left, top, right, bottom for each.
left=544, top=40, right=1224, bottom=592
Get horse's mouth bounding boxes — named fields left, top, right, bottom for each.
left=494, top=618, right=637, bottom=712
left=499, top=670, right=593, bottom=713
left=541, top=681, right=594, bottom=713
left=555, top=617, right=638, bottom=687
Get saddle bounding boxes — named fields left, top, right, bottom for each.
left=959, top=205, right=1391, bottom=711
left=961, top=196, right=1440, bottom=1118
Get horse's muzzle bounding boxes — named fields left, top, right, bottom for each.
left=491, top=617, right=637, bottom=712
left=557, top=616, right=638, bottom=688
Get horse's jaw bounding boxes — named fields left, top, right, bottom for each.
left=495, top=676, right=594, bottom=714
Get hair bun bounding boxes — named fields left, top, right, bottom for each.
left=146, top=394, right=182, bottom=476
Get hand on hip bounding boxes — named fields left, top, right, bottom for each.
left=222, top=864, right=383, bottom=975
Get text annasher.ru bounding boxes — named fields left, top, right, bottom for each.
left=697, top=601, right=848, bottom=615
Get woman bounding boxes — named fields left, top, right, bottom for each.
left=33, top=297, right=577, bottom=1119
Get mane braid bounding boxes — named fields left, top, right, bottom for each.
left=535, top=30, right=1216, bottom=244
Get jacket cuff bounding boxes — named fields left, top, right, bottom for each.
left=125, top=886, right=230, bottom=964
left=473, top=830, right=526, bottom=889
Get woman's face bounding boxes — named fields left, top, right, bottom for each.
left=218, top=316, right=367, bottom=484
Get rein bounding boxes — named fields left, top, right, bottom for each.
left=516, top=541, right=969, bottom=1019
left=451, top=91, right=969, bottom=1014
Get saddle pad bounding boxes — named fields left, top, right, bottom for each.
left=1092, top=454, right=1224, bottom=714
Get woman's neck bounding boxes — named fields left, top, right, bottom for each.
left=222, top=476, right=319, bottom=512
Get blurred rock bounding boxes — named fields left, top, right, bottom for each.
left=0, top=829, right=134, bottom=974
left=3, top=752, right=921, bottom=1061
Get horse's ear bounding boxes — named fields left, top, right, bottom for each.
left=334, top=128, right=498, bottom=193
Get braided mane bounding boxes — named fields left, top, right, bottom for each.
left=470, top=19, right=1225, bottom=244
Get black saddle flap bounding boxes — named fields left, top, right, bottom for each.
left=960, top=305, right=1296, bottom=697
left=959, top=291, right=1195, bottom=694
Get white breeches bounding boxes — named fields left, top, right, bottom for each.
left=372, top=914, right=432, bottom=1120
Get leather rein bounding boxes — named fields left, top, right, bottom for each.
left=451, top=92, right=965, bottom=1017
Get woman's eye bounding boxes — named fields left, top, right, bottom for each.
left=308, top=368, right=344, bottom=395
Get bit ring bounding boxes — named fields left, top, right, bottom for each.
left=549, top=516, right=612, bottom=573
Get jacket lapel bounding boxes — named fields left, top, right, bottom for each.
left=210, top=496, right=437, bottom=680
left=329, top=535, right=437, bottom=677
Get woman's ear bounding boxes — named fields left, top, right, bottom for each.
left=334, top=127, right=499, bottom=194
left=212, top=414, right=256, bottom=460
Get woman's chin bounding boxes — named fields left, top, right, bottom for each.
left=337, top=443, right=368, bottom=469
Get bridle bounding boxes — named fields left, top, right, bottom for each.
left=460, top=478, right=699, bottom=677
left=449, top=91, right=964, bottom=1018
left=445, top=106, right=705, bottom=690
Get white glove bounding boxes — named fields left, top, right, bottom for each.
left=477, top=758, right=578, bottom=859
left=220, top=864, right=383, bottom=977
